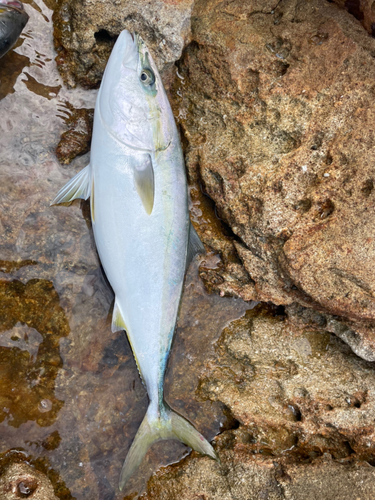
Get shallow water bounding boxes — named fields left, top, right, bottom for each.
left=0, top=1, right=254, bottom=498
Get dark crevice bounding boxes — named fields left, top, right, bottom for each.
left=345, top=0, right=364, bottom=21
left=220, top=406, right=241, bottom=433
left=199, top=185, right=242, bottom=243
left=269, top=304, right=287, bottom=319
left=94, top=29, right=118, bottom=44
left=343, top=440, right=356, bottom=456
left=290, top=405, right=302, bottom=421
left=361, top=179, right=374, bottom=197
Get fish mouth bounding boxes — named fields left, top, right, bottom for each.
left=0, top=0, right=24, bottom=10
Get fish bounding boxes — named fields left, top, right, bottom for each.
left=0, top=1, right=29, bottom=59
left=51, top=30, right=217, bottom=489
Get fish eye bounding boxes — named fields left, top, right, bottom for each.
left=140, top=68, right=155, bottom=86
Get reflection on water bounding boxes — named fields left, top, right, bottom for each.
left=22, top=71, right=61, bottom=99
left=0, top=0, right=254, bottom=498
left=0, top=50, right=29, bottom=100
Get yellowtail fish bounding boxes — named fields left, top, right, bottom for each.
left=0, top=1, right=28, bottom=59
left=52, top=30, right=217, bottom=490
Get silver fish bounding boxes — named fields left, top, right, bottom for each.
left=0, top=1, right=28, bottom=59
left=52, top=30, right=217, bottom=489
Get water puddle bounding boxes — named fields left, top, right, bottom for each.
left=0, top=1, right=253, bottom=498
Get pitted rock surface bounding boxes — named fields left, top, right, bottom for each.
left=172, top=0, right=375, bottom=359
left=198, top=306, right=375, bottom=461
left=141, top=433, right=375, bottom=500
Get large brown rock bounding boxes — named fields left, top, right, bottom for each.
left=173, top=0, right=375, bottom=359
left=199, top=306, right=375, bottom=461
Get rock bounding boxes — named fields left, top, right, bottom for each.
left=55, top=104, right=94, bottom=165
left=172, top=0, right=375, bottom=358
left=142, top=430, right=375, bottom=500
left=53, top=0, right=195, bottom=88
left=0, top=462, right=59, bottom=500
left=0, top=279, right=69, bottom=428
left=198, top=306, right=375, bottom=461
left=286, top=302, right=375, bottom=362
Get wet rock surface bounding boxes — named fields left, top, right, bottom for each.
left=172, top=0, right=375, bottom=359
left=55, top=104, right=94, bottom=165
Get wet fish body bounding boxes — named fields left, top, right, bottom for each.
left=0, top=1, right=29, bottom=59
left=52, top=30, right=216, bottom=489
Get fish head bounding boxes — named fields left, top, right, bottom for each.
left=98, top=30, right=174, bottom=153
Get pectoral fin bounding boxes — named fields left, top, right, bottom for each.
left=133, top=155, right=154, bottom=215
left=51, top=165, right=91, bottom=205
left=186, top=222, right=206, bottom=269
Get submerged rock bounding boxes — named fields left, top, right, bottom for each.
left=0, top=462, right=59, bottom=499
left=55, top=104, right=94, bottom=165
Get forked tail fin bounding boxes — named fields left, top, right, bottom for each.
left=119, top=403, right=218, bottom=490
